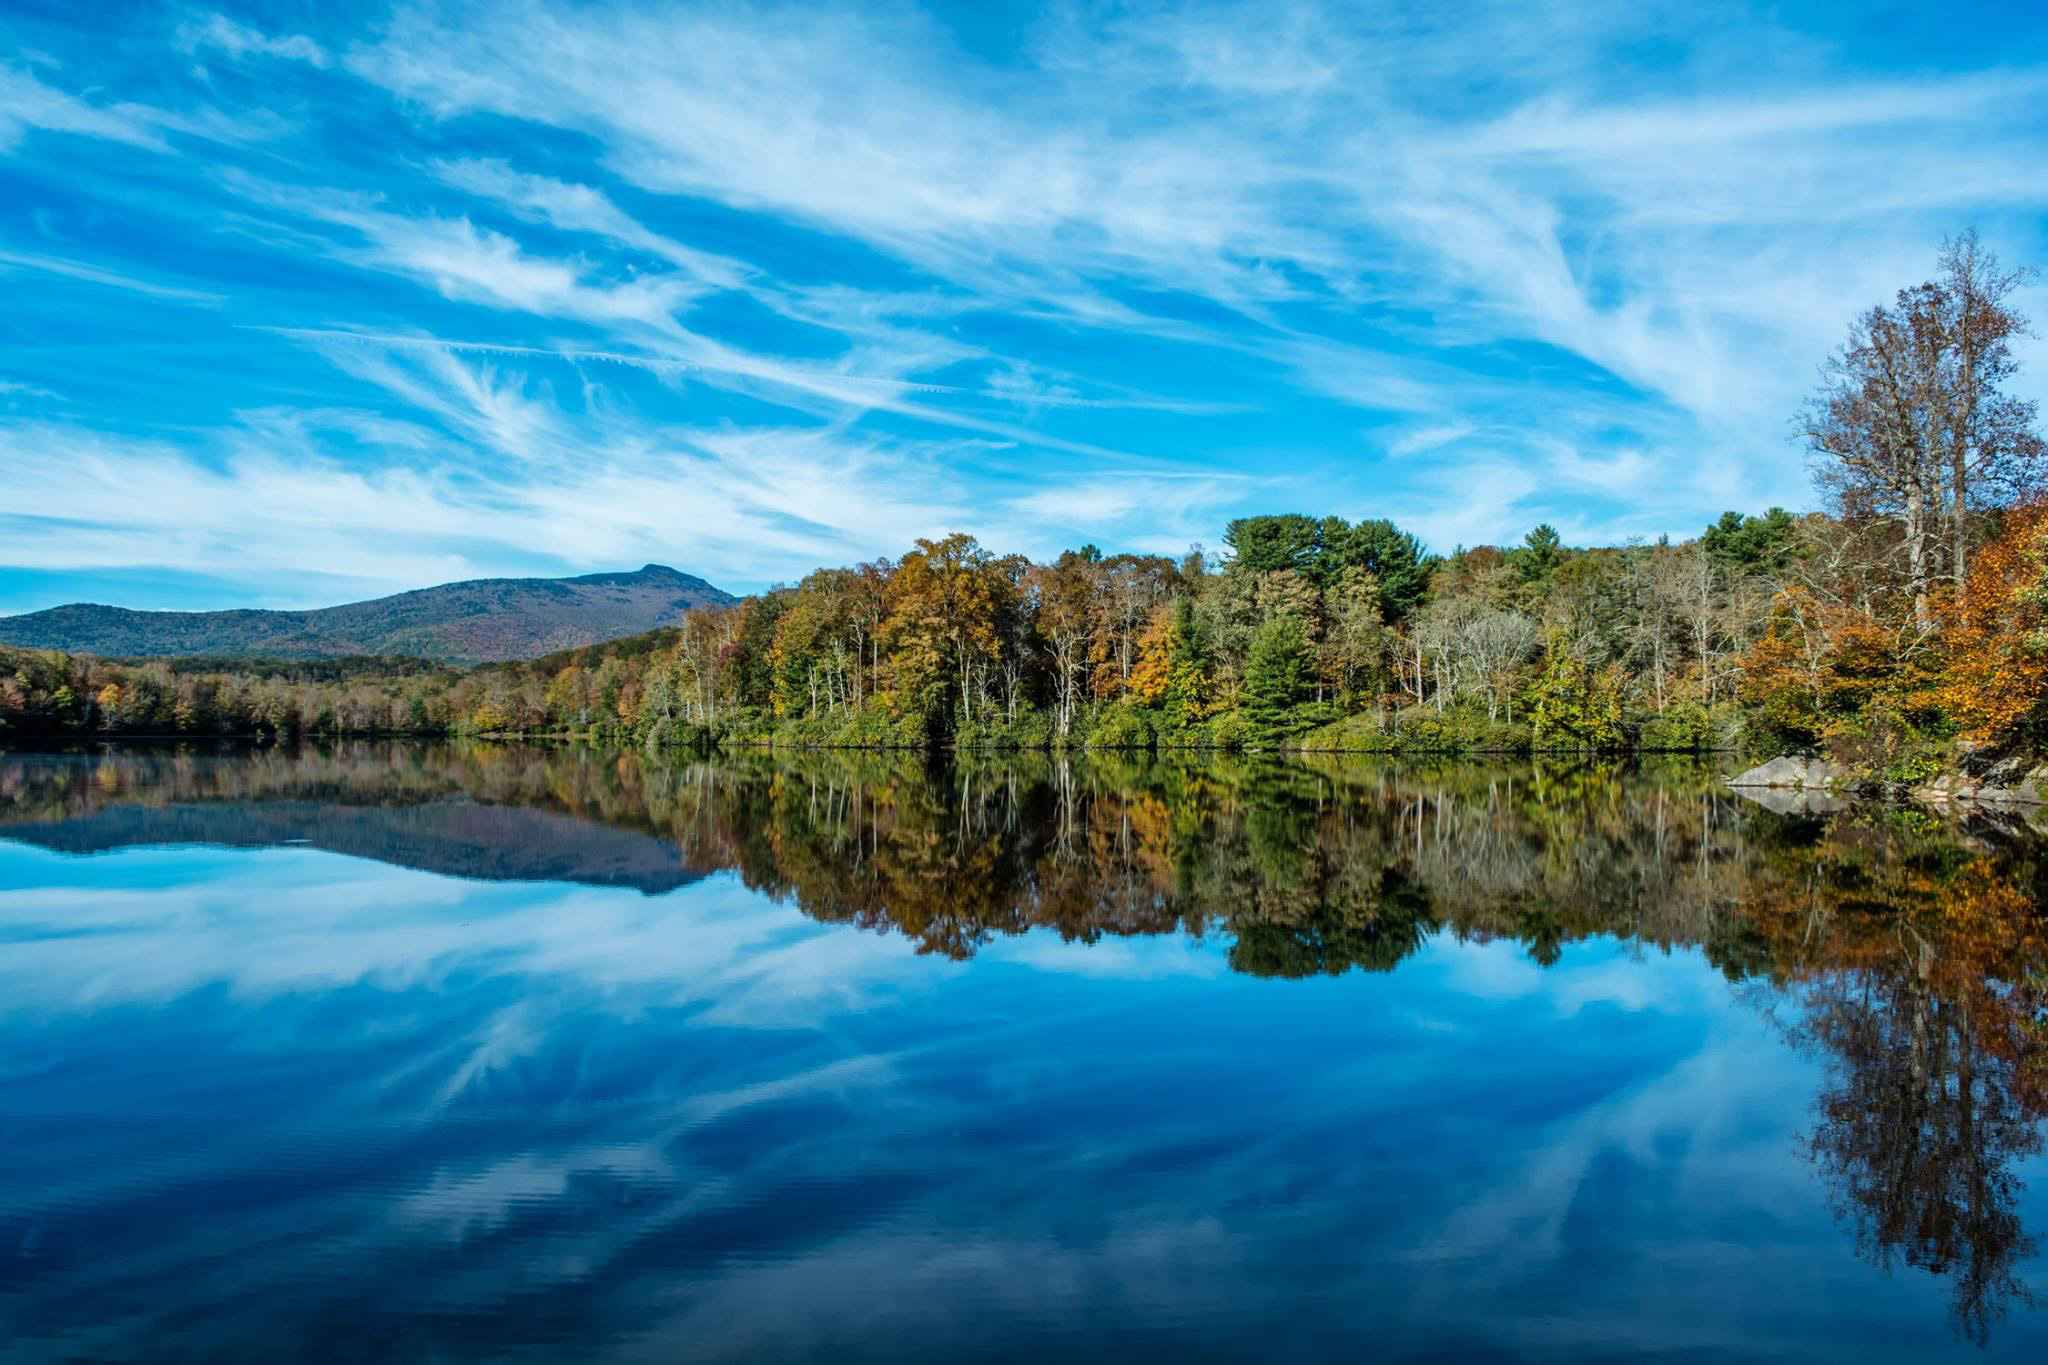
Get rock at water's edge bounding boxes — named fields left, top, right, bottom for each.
left=1912, top=763, right=2048, bottom=806
left=1726, top=755, right=1842, bottom=790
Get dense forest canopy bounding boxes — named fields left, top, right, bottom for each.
left=3, top=233, right=2044, bottom=770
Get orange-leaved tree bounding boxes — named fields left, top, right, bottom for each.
left=1934, top=503, right=2048, bottom=750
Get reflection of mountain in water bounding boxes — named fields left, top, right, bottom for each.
left=3, top=797, right=702, bottom=894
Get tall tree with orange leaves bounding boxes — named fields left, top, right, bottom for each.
left=1934, top=504, right=2048, bottom=751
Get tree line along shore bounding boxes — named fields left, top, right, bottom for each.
left=4, top=232, right=2044, bottom=780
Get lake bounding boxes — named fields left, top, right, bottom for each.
left=3, top=743, right=2047, bottom=1361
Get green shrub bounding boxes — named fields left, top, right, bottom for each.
left=644, top=718, right=718, bottom=752
left=1824, top=701, right=1954, bottom=785
left=1083, top=702, right=1159, bottom=750
left=1157, top=718, right=1216, bottom=750
left=1637, top=702, right=1714, bottom=752
left=772, top=705, right=928, bottom=749
left=1208, top=709, right=1254, bottom=751
left=1266, top=703, right=1538, bottom=754
left=957, top=706, right=1054, bottom=750
left=1297, top=711, right=1391, bottom=753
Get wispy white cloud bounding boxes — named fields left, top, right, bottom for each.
left=0, top=62, right=173, bottom=151
left=1386, top=423, right=1475, bottom=459
left=177, top=13, right=330, bottom=68
left=429, top=157, right=749, bottom=289
left=0, top=246, right=222, bottom=301
left=237, top=177, right=703, bottom=331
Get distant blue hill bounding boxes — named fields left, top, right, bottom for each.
left=0, top=564, right=735, bottom=665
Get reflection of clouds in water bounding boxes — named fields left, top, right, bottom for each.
left=434, top=999, right=556, bottom=1102
left=390, top=949, right=1796, bottom=1358
left=1425, top=933, right=1731, bottom=1018
left=1417, top=1016, right=1807, bottom=1266
left=1426, top=933, right=1549, bottom=998
left=0, top=844, right=933, bottom=1027
left=395, top=1144, right=681, bottom=1238
left=1549, top=952, right=1706, bottom=1015
left=0, top=842, right=2026, bottom=1360
left=679, top=1052, right=905, bottom=1126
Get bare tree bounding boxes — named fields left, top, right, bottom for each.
left=1806, top=233, right=2042, bottom=624
left=1929, top=230, right=2042, bottom=587
left=1805, top=302, right=1945, bottom=624
left=1458, top=610, right=1540, bottom=721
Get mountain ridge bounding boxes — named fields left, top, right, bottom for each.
left=0, top=564, right=734, bottom=665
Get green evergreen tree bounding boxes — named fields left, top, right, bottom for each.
left=1244, top=613, right=1311, bottom=742
left=1341, top=518, right=1435, bottom=620
left=1223, top=514, right=1320, bottom=576
left=1163, top=597, right=1215, bottom=728
left=1512, top=524, right=1566, bottom=584
left=1701, top=507, right=1796, bottom=571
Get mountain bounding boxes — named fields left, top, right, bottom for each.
left=0, top=565, right=734, bottom=665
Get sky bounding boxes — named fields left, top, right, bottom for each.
left=2, top=0, right=2046, bottom=611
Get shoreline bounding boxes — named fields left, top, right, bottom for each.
left=1728, top=754, right=2048, bottom=809
left=1, top=729, right=1744, bottom=760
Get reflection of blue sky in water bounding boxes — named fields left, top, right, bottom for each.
left=3, top=839, right=2047, bottom=1361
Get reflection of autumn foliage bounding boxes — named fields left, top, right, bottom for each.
left=1729, top=813, right=2048, bottom=1341
left=1734, top=813, right=2048, bottom=1109
left=1792, top=962, right=2040, bottom=1344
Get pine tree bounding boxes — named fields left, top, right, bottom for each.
left=1244, top=614, right=1310, bottom=742
left=1163, top=598, right=1216, bottom=727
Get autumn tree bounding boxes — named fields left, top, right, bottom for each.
left=1031, top=548, right=1101, bottom=739
left=1458, top=610, right=1540, bottom=721
left=1317, top=566, right=1387, bottom=706
left=1526, top=631, right=1624, bottom=750
left=1806, top=300, right=1948, bottom=623
left=1934, top=503, right=2048, bottom=750
left=1090, top=553, right=1180, bottom=699
left=883, top=533, right=1016, bottom=729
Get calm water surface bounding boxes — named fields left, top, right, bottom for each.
left=3, top=743, right=2048, bottom=1361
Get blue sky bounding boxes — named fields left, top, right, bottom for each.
left=3, top=0, right=2046, bottom=610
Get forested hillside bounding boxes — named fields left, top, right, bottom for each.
left=3, top=234, right=2042, bottom=772
left=0, top=565, right=731, bottom=664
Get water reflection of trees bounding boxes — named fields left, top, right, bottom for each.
left=6, top=742, right=2048, bottom=1337
left=1793, top=965, right=2040, bottom=1342
left=1735, top=818, right=2048, bottom=1343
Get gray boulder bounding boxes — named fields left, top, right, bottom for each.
left=1726, top=755, right=1843, bottom=790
